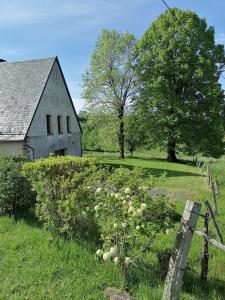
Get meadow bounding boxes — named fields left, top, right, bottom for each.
left=0, top=151, right=225, bottom=299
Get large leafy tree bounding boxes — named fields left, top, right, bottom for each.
left=136, top=8, right=225, bottom=162
left=82, top=29, right=137, bottom=159
left=125, top=112, right=149, bottom=157
left=78, top=110, right=117, bottom=152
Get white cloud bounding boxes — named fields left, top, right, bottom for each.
left=0, top=0, right=155, bottom=27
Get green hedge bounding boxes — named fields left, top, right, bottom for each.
left=22, top=156, right=98, bottom=239
left=0, top=156, right=35, bottom=217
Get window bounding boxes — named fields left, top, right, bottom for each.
left=46, top=115, right=53, bottom=135
left=57, top=115, right=63, bottom=134
left=66, top=116, right=71, bottom=133
left=55, top=149, right=65, bottom=156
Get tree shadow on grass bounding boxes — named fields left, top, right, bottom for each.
left=20, top=209, right=42, bottom=228
left=182, top=271, right=225, bottom=299
left=124, top=248, right=225, bottom=299
left=102, top=162, right=203, bottom=178
left=129, top=155, right=195, bottom=166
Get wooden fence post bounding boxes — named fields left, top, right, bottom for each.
left=215, top=176, right=221, bottom=198
left=200, top=212, right=209, bottom=281
left=211, top=181, right=217, bottom=215
left=201, top=162, right=206, bottom=173
left=209, top=168, right=213, bottom=186
left=205, top=200, right=223, bottom=244
left=207, top=166, right=210, bottom=186
left=196, top=157, right=198, bottom=167
left=162, top=200, right=201, bottom=300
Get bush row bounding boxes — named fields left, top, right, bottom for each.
left=23, top=156, right=175, bottom=267
left=0, top=155, right=176, bottom=268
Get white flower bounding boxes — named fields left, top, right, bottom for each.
left=95, top=187, right=102, bottom=194
left=96, top=249, right=104, bottom=257
left=136, top=225, right=141, bottom=231
left=110, top=192, right=115, bottom=197
left=103, top=252, right=111, bottom=261
left=110, top=246, right=118, bottom=257
left=125, top=187, right=131, bottom=195
left=141, top=203, right=147, bottom=211
left=128, top=207, right=134, bottom=214
left=82, top=211, right=87, bottom=217
left=132, top=210, right=137, bottom=217
left=114, top=257, right=120, bottom=265
left=115, top=193, right=121, bottom=200
left=113, top=223, right=118, bottom=229
left=121, top=196, right=125, bottom=200
left=125, top=257, right=131, bottom=265
left=137, top=209, right=143, bottom=216
left=94, top=205, right=100, bottom=211
left=86, top=207, right=90, bottom=211
left=143, top=186, right=148, bottom=191
left=141, top=224, right=145, bottom=228
left=123, top=200, right=127, bottom=205
left=122, top=222, right=127, bottom=228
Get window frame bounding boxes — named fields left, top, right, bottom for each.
left=66, top=116, right=72, bottom=133
left=57, top=115, right=63, bottom=134
left=46, top=114, right=53, bottom=135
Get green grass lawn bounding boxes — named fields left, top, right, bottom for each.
left=1, top=152, right=225, bottom=299
left=0, top=217, right=124, bottom=300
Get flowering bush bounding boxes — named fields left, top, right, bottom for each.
left=93, top=168, right=175, bottom=267
left=23, top=157, right=175, bottom=268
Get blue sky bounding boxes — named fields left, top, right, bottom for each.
left=0, top=0, right=225, bottom=112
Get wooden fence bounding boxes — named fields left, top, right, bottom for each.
left=163, top=158, right=225, bottom=300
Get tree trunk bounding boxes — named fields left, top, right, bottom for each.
left=118, top=115, right=125, bottom=159
left=167, top=134, right=178, bottom=162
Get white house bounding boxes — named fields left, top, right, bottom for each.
left=0, top=57, right=82, bottom=159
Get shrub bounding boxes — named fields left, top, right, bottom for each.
left=23, top=157, right=176, bottom=268
left=93, top=168, right=175, bottom=268
left=22, top=156, right=98, bottom=239
left=0, top=156, right=35, bottom=217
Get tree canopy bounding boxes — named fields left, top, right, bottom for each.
left=82, top=29, right=138, bottom=159
left=136, top=8, right=225, bottom=161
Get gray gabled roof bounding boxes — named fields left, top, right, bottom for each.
left=0, top=57, right=55, bottom=141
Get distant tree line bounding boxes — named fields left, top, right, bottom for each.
left=81, top=8, right=225, bottom=162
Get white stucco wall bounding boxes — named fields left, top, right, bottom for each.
left=26, top=60, right=81, bottom=159
left=0, top=142, right=24, bottom=156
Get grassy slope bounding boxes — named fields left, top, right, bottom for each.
left=99, top=155, right=225, bottom=299
left=1, top=153, right=225, bottom=299
left=0, top=217, right=124, bottom=300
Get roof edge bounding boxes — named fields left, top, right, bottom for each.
left=24, top=56, right=57, bottom=138
left=55, top=57, right=82, bottom=134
